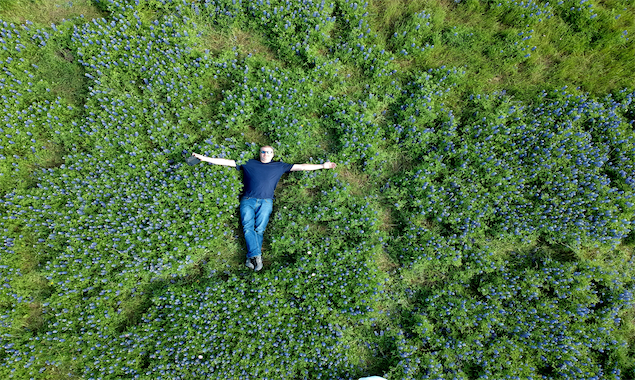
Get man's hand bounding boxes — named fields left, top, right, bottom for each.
left=322, top=162, right=336, bottom=169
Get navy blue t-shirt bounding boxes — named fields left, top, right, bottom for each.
left=236, top=159, right=294, bottom=199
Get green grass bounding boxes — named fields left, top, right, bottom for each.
left=0, top=0, right=104, bottom=26
left=31, top=40, right=88, bottom=107
left=3, top=0, right=633, bottom=109
left=0, top=1, right=99, bottom=193
left=367, top=0, right=634, bottom=107
left=1, top=0, right=635, bottom=378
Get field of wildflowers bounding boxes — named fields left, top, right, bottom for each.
left=1, top=0, right=634, bottom=378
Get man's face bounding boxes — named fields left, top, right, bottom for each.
left=259, top=147, right=274, bottom=163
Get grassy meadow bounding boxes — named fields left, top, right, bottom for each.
left=1, top=0, right=635, bottom=379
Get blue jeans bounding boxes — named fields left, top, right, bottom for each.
left=239, top=197, right=273, bottom=259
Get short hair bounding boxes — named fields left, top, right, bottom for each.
left=260, top=145, right=274, bottom=152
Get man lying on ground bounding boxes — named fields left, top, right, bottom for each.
left=192, top=146, right=336, bottom=271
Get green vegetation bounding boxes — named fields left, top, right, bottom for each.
left=0, top=0, right=634, bottom=378
left=368, top=0, right=635, bottom=105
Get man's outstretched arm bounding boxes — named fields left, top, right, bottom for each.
left=290, top=162, right=337, bottom=171
left=192, top=152, right=237, bottom=167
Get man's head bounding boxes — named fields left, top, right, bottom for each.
left=259, top=146, right=274, bottom=163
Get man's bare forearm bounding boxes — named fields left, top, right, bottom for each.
left=192, top=153, right=236, bottom=167
left=290, top=162, right=337, bottom=171
left=297, top=164, right=325, bottom=171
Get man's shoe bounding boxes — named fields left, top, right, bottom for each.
left=254, top=256, right=263, bottom=271
left=246, top=258, right=255, bottom=270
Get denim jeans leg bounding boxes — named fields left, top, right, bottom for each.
left=254, top=199, right=273, bottom=252
left=240, top=198, right=273, bottom=259
left=240, top=198, right=259, bottom=259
